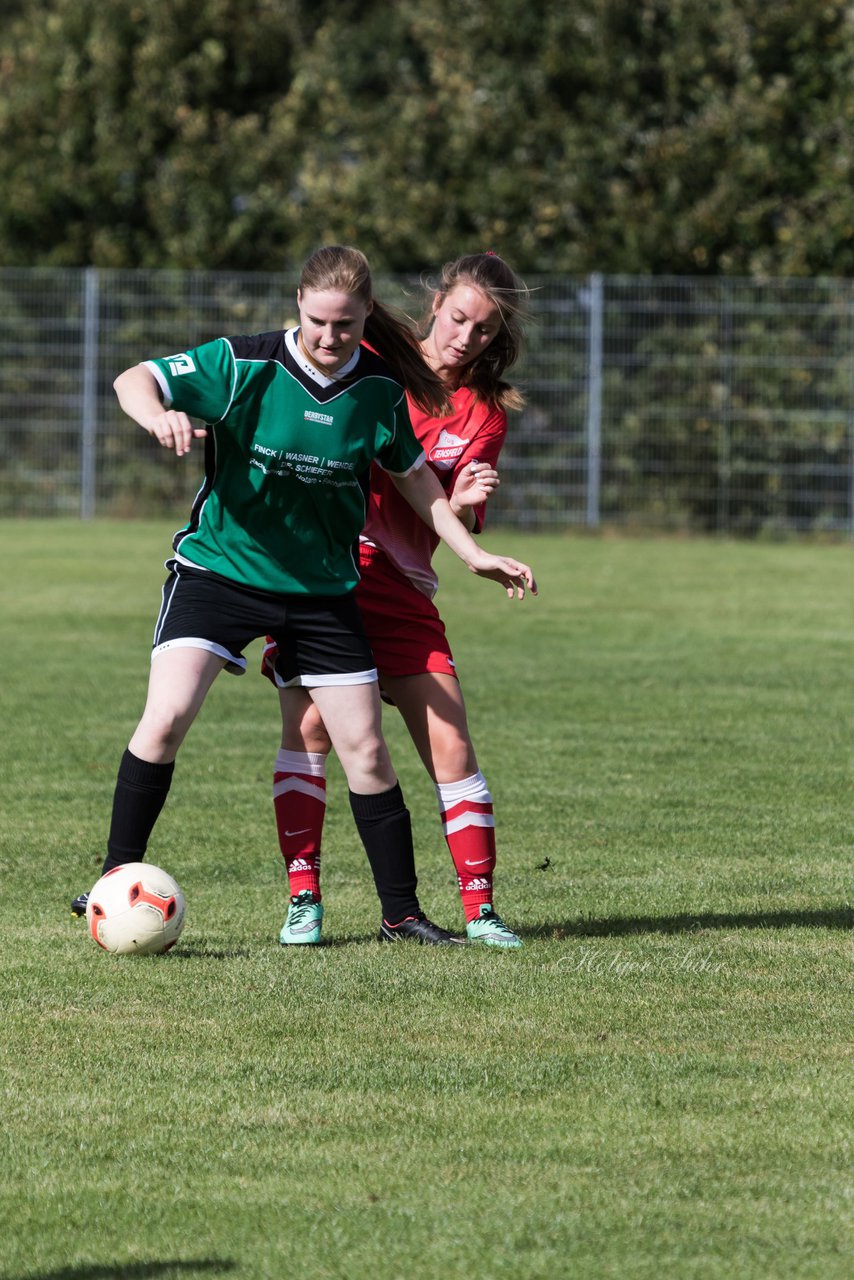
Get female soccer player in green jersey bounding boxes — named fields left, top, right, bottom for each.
left=264, top=252, right=532, bottom=948
left=71, top=245, right=536, bottom=944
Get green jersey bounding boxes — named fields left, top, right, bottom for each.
left=146, top=328, right=425, bottom=595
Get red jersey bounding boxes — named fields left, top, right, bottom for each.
left=360, top=385, right=507, bottom=598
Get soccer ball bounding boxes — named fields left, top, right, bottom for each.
left=86, top=862, right=186, bottom=955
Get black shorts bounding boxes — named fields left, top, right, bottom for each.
left=152, top=560, right=377, bottom=687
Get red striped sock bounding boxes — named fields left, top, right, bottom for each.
left=436, top=772, right=496, bottom=923
left=273, top=749, right=327, bottom=900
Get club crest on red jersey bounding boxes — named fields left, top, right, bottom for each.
left=429, top=428, right=469, bottom=469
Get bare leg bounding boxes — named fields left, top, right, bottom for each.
left=379, top=671, right=477, bottom=783
left=279, top=687, right=333, bottom=754
left=129, top=647, right=227, bottom=762
left=307, top=681, right=397, bottom=793
left=103, top=646, right=226, bottom=874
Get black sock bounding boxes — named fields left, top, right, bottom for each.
left=349, top=783, right=420, bottom=924
left=102, top=749, right=175, bottom=874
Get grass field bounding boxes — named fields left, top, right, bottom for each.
left=1, top=520, right=851, bottom=1280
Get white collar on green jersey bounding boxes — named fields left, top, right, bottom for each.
left=286, top=327, right=361, bottom=387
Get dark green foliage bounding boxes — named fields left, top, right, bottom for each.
left=2, top=1, right=854, bottom=273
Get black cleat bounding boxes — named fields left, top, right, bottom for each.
left=70, top=892, right=89, bottom=918
left=378, top=914, right=467, bottom=945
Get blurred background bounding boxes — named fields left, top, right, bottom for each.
left=3, top=0, right=854, bottom=534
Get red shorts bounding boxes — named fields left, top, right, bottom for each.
left=355, top=544, right=456, bottom=679
left=260, top=545, right=456, bottom=687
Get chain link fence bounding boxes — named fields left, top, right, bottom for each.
left=2, top=268, right=853, bottom=535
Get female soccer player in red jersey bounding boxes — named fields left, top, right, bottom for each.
left=264, top=252, right=532, bottom=947
left=72, top=246, right=535, bottom=945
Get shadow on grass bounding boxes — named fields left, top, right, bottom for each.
left=170, top=934, right=379, bottom=957
left=316, top=936, right=380, bottom=948
left=530, top=906, right=853, bottom=939
left=169, top=944, right=254, bottom=960
left=11, top=1260, right=236, bottom=1280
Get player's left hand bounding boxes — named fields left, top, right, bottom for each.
left=469, top=553, right=537, bottom=599
left=452, top=460, right=500, bottom=508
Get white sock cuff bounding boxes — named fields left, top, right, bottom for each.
left=274, top=748, right=328, bottom=777
left=435, top=770, right=492, bottom=807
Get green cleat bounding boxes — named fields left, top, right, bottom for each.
left=465, top=905, right=523, bottom=949
left=279, top=891, right=324, bottom=946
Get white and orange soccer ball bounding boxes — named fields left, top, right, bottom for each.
left=86, top=862, right=186, bottom=955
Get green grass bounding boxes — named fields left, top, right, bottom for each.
left=0, top=521, right=851, bottom=1280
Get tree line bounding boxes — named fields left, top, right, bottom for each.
left=2, top=0, right=854, bottom=275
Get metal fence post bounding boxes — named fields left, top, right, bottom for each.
left=717, top=282, right=733, bottom=535
left=80, top=266, right=99, bottom=519
left=585, top=271, right=603, bottom=527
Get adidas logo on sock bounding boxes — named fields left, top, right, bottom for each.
left=463, top=876, right=491, bottom=892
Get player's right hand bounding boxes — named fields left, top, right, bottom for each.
left=145, top=411, right=207, bottom=457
